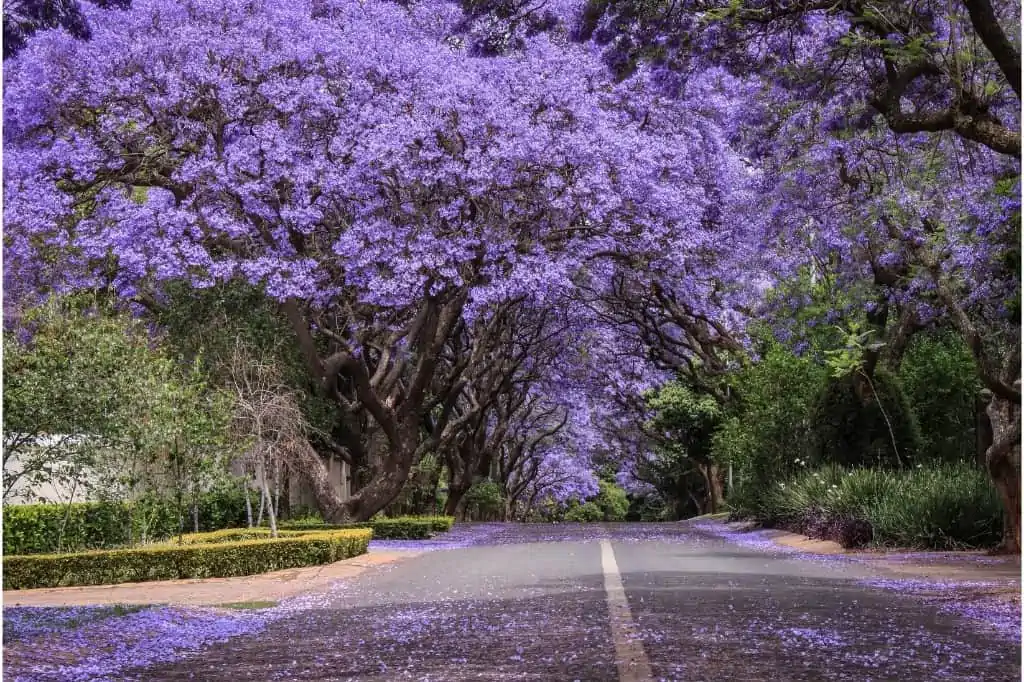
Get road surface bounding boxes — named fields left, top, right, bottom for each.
left=120, top=522, right=1020, bottom=681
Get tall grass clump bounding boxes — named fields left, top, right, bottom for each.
left=755, top=462, right=1001, bottom=550
left=863, top=462, right=1002, bottom=550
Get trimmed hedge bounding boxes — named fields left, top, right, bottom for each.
left=3, top=490, right=249, bottom=556
left=425, top=516, right=454, bottom=532
left=277, top=515, right=453, bottom=539
left=3, top=528, right=371, bottom=590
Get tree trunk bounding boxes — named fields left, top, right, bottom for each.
left=977, top=390, right=994, bottom=467
left=340, top=465, right=415, bottom=522
left=261, top=465, right=278, bottom=538
left=697, top=462, right=724, bottom=514
left=707, top=463, right=725, bottom=514
left=444, top=483, right=471, bottom=519
left=986, top=394, right=1021, bottom=553
left=244, top=479, right=254, bottom=528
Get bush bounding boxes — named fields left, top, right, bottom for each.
left=755, top=462, right=1001, bottom=550
left=3, top=529, right=371, bottom=590
left=424, top=515, right=455, bottom=532
left=865, top=463, right=1002, bottom=549
left=564, top=501, right=604, bottom=522
left=276, top=516, right=452, bottom=539
left=808, top=369, right=923, bottom=468
left=462, top=481, right=504, bottom=521
left=595, top=480, right=629, bottom=521
left=626, top=495, right=670, bottom=522
left=899, top=331, right=980, bottom=463
left=712, top=345, right=828, bottom=501
left=3, top=489, right=250, bottom=556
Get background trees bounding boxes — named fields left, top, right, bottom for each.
left=3, top=0, right=1018, bottom=549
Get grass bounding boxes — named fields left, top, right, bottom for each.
left=740, top=461, right=1002, bottom=550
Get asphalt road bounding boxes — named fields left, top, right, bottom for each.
left=126, top=523, right=1021, bottom=681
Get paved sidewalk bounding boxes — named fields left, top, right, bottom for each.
left=3, top=549, right=419, bottom=607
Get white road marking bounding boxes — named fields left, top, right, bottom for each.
left=600, top=539, right=654, bottom=682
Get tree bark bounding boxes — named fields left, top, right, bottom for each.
left=977, top=390, right=994, bottom=467
left=444, top=480, right=472, bottom=519
left=707, top=463, right=725, bottom=514
left=986, top=394, right=1021, bottom=553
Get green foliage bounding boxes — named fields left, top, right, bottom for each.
left=595, top=480, right=629, bottom=521
left=425, top=515, right=455, bottom=532
left=155, top=282, right=337, bottom=436
left=3, top=297, right=239, bottom=518
left=626, top=495, right=670, bottom=521
left=564, top=501, right=604, bottom=522
left=865, top=464, right=1002, bottom=549
left=899, top=331, right=980, bottom=462
left=176, top=527, right=314, bottom=543
left=3, top=298, right=172, bottom=500
left=808, top=369, right=923, bottom=468
left=387, top=454, right=443, bottom=517
left=276, top=515, right=453, bottom=539
left=712, top=345, right=828, bottom=494
left=462, top=480, right=504, bottom=520
left=752, top=463, right=1001, bottom=550
left=645, top=382, right=723, bottom=461
left=3, top=489, right=250, bottom=556
left=3, top=528, right=372, bottom=590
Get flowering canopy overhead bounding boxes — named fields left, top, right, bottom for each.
left=3, top=0, right=770, bottom=516
left=4, top=0, right=753, bottom=316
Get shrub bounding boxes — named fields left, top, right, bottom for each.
left=564, top=501, right=604, bottom=522
left=808, top=369, right=923, bottom=468
left=626, top=495, right=670, bottom=522
left=3, top=489, right=250, bottom=556
left=424, top=515, right=455, bottom=532
left=864, top=463, right=1002, bottom=549
left=595, top=480, right=629, bottom=521
left=712, top=345, right=828, bottom=504
left=3, top=529, right=371, bottom=590
left=462, top=481, right=504, bottom=521
left=174, top=528, right=312, bottom=544
left=755, top=462, right=1001, bottom=550
left=899, top=331, right=981, bottom=463
left=276, top=515, right=451, bottom=539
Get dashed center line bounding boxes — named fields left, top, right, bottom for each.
left=600, top=539, right=654, bottom=682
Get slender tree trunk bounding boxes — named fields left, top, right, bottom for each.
left=986, top=394, right=1021, bottom=553
left=977, top=390, right=994, bottom=467
left=256, top=485, right=266, bottom=527
left=57, top=478, right=80, bottom=553
left=244, top=479, right=254, bottom=528
left=260, top=464, right=279, bottom=538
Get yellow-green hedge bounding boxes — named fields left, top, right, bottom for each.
left=277, top=516, right=453, bottom=538
left=174, top=528, right=313, bottom=544
left=2, top=529, right=371, bottom=590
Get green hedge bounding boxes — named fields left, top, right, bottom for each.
left=277, top=515, right=453, bottom=539
left=3, top=489, right=249, bottom=556
left=3, top=529, right=371, bottom=590
left=425, top=515, right=454, bottom=532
